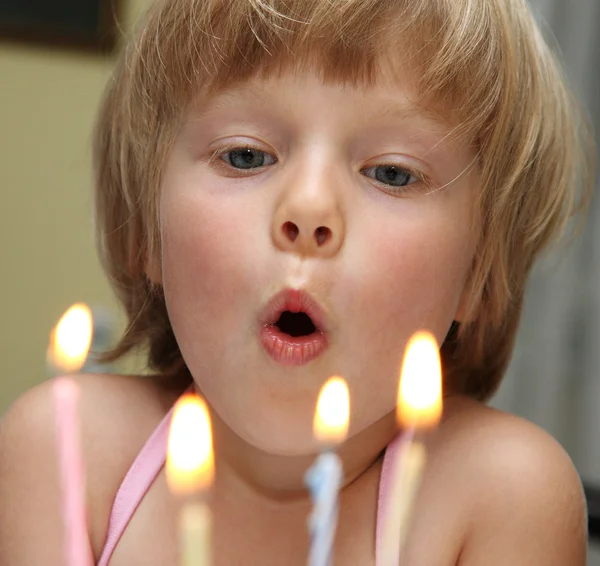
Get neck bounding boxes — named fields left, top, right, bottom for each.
left=210, top=409, right=399, bottom=504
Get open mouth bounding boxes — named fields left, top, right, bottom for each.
left=259, top=289, right=329, bottom=366
left=274, top=311, right=317, bottom=337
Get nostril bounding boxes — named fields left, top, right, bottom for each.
left=282, top=221, right=299, bottom=242
left=315, top=226, right=331, bottom=246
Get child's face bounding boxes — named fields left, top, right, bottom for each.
left=156, top=68, right=478, bottom=454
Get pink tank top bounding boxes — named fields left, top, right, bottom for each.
left=97, top=403, right=405, bottom=566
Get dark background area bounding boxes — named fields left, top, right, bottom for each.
left=0, top=0, right=119, bottom=53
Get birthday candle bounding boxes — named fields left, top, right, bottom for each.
left=48, top=303, right=94, bottom=566
left=305, top=376, right=350, bottom=566
left=53, top=378, right=93, bottom=566
left=379, top=331, right=443, bottom=566
left=166, top=393, right=214, bottom=566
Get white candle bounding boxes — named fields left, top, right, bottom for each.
left=305, top=377, right=350, bottom=566
left=305, top=451, right=343, bottom=566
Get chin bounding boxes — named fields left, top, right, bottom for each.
left=200, top=374, right=321, bottom=456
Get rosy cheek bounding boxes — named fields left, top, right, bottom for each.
left=159, top=201, right=224, bottom=328
left=347, top=213, right=472, bottom=345
left=162, top=175, right=243, bottom=274
left=162, top=207, right=219, bottom=290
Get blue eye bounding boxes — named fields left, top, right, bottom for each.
left=362, top=165, right=419, bottom=188
left=220, top=148, right=276, bottom=169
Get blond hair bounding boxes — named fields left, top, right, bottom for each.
left=94, top=0, right=594, bottom=400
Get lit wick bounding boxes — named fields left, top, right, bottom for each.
left=47, top=303, right=93, bottom=376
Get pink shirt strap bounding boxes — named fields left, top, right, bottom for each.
left=96, top=406, right=175, bottom=566
left=96, top=392, right=404, bottom=566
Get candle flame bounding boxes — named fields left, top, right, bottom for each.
left=47, top=303, right=93, bottom=373
left=397, top=331, right=442, bottom=429
left=166, top=394, right=214, bottom=496
left=313, top=376, right=350, bottom=445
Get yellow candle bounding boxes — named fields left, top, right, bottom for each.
left=166, top=394, right=214, bottom=566
left=380, top=331, right=443, bottom=566
left=180, top=503, right=211, bottom=566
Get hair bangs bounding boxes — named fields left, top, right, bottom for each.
left=142, top=0, right=506, bottom=138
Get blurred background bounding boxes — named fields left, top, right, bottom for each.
left=0, top=0, right=598, bottom=561
left=0, top=0, right=150, bottom=406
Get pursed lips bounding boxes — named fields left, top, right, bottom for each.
left=259, top=288, right=329, bottom=366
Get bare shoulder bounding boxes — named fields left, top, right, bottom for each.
left=432, top=395, right=587, bottom=565
left=0, top=372, right=188, bottom=564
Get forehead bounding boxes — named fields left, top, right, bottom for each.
left=192, top=62, right=456, bottom=132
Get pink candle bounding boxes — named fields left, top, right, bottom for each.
left=53, top=377, right=92, bottom=566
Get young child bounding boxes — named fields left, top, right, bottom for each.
left=0, top=0, right=594, bottom=564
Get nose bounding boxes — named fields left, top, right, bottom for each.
left=271, top=180, right=345, bottom=259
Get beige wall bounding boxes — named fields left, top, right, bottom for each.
left=0, top=0, right=151, bottom=415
